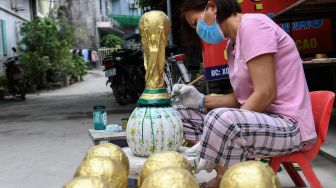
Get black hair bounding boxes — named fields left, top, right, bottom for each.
left=214, top=0, right=242, bottom=23
left=180, top=0, right=241, bottom=46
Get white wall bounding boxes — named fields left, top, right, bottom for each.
left=111, top=0, right=140, bottom=16
left=0, top=0, right=32, bottom=20
left=96, top=0, right=113, bottom=16
left=0, top=0, right=33, bottom=75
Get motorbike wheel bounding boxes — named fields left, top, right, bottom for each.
left=17, top=79, right=26, bottom=101
left=111, top=84, right=128, bottom=105
left=129, top=66, right=145, bottom=100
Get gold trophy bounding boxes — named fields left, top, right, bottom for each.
left=137, top=11, right=171, bottom=105
left=126, top=11, right=184, bottom=157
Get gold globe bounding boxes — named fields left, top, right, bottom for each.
left=220, top=161, right=281, bottom=188
left=85, top=143, right=130, bottom=176
left=141, top=167, right=199, bottom=188
left=63, top=176, right=111, bottom=188
left=74, top=156, right=127, bottom=188
left=139, top=151, right=193, bottom=186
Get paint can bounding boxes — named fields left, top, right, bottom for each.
left=93, top=105, right=107, bottom=130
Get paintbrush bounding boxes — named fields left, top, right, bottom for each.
left=170, top=74, right=205, bottom=98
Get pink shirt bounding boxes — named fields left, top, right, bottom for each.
left=227, top=14, right=316, bottom=141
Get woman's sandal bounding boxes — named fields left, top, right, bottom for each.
left=199, top=182, right=207, bottom=188
left=199, top=176, right=222, bottom=188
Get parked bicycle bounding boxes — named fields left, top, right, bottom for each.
left=164, top=52, right=191, bottom=94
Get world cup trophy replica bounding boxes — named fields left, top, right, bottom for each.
left=126, top=11, right=184, bottom=157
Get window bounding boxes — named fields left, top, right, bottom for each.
left=0, top=19, right=7, bottom=56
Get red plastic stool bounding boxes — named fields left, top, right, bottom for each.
left=269, top=91, right=335, bottom=188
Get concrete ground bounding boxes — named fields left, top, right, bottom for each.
left=0, top=70, right=335, bottom=188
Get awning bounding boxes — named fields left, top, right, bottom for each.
left=273, top=0, right=336, bottom=22
left=110, top=15, right=141, bottom=27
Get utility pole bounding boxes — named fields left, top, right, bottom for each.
left=167, top=0, right=173, bottom=46
left=48, top=0, right=53, bottom=17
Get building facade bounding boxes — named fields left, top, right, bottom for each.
left=55, top=0, right=141, bottom=49
left=0, top=0, right=142, bottom=75
left=0, top=0, right=38, bottom=75
left=0, top=0, right=34, bottom=58
left=97, top=0, right=142, bottom=47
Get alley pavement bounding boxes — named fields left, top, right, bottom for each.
left=0, top=70, right=135, bottom=188
left=0, top=70, right=335, bottom=188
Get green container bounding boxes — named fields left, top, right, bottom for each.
left=121, top=118, right=129, bottom=130
left=93, top=105, right=107, bottom=130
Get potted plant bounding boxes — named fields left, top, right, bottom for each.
left=101, top=34, right=124, bottom=48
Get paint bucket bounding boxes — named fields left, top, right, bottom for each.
left=121, top=118, right=129, bottom=130
left=316, top=54, right=327, bottom=59
left=93, top=105, right=107, bottom=130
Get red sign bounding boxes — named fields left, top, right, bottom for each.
left=240, top=0, right=333, bottom=54
left=202, top=0, right=333, bottom=80
left=202, top=40, right=229, bottom=80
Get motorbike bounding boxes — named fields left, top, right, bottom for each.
left=2, top=47, right=27, bottom=100
left=103, top=34, right=145, bottom=105
left=103, top=34, right=192, bottom=105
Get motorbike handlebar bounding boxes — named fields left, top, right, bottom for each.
left=6, top=56, right=20, bottom=61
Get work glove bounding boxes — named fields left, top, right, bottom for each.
left=195, top=159, right=217, bottom=173
left=171, top=84, right=204, bottom=109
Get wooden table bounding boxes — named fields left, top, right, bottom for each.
left=88, top=129, right=127, bottom=146
left=303, top=59, right=336, bottom=92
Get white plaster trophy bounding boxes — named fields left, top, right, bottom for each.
left=126, top=11, right=184, bottom=157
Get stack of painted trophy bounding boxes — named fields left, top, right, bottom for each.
left=63, top=11, right=198, bottom=188
left=63, top=143, right=130, bottom=188
left=63, top=10, right=281, bottom=188
left=126, top=11, right=184, bottom=157
left=125, top=10, right=199, bottom=188
left=62, top=144, right=198, bottom=188
left=124, top=10, right=281, bottom=188
left=137, top=151, right=198, bottom=188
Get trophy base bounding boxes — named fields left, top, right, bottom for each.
left=137, top=88, right=171, bottom=106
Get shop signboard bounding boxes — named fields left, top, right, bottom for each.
left=202, top=40, right=229, bottom=81
left=202, top=0, right=333, bottom=81
left=241, top=0, right=333, bottom=55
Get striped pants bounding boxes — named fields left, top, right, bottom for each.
left=175, top=106, right=304, bottom=168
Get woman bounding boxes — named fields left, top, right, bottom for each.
left=173, top=0, right=317, bottom=187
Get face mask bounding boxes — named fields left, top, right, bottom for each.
left=196, top=5, right=225, bottom=44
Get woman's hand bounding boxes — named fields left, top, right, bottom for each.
left=171, top=84, right=204, bottom=109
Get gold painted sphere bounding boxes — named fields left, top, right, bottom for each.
left=63, top=176, right=111, bottom=188
left=74, top=156, right=127, bottom=188
left=85, top=143, right=130, bottom=176
left=139, top=151, right=193, bottom=186
left=220, top=161, right=281, bottom=188
left=141, top=167, right=199, bottom=188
